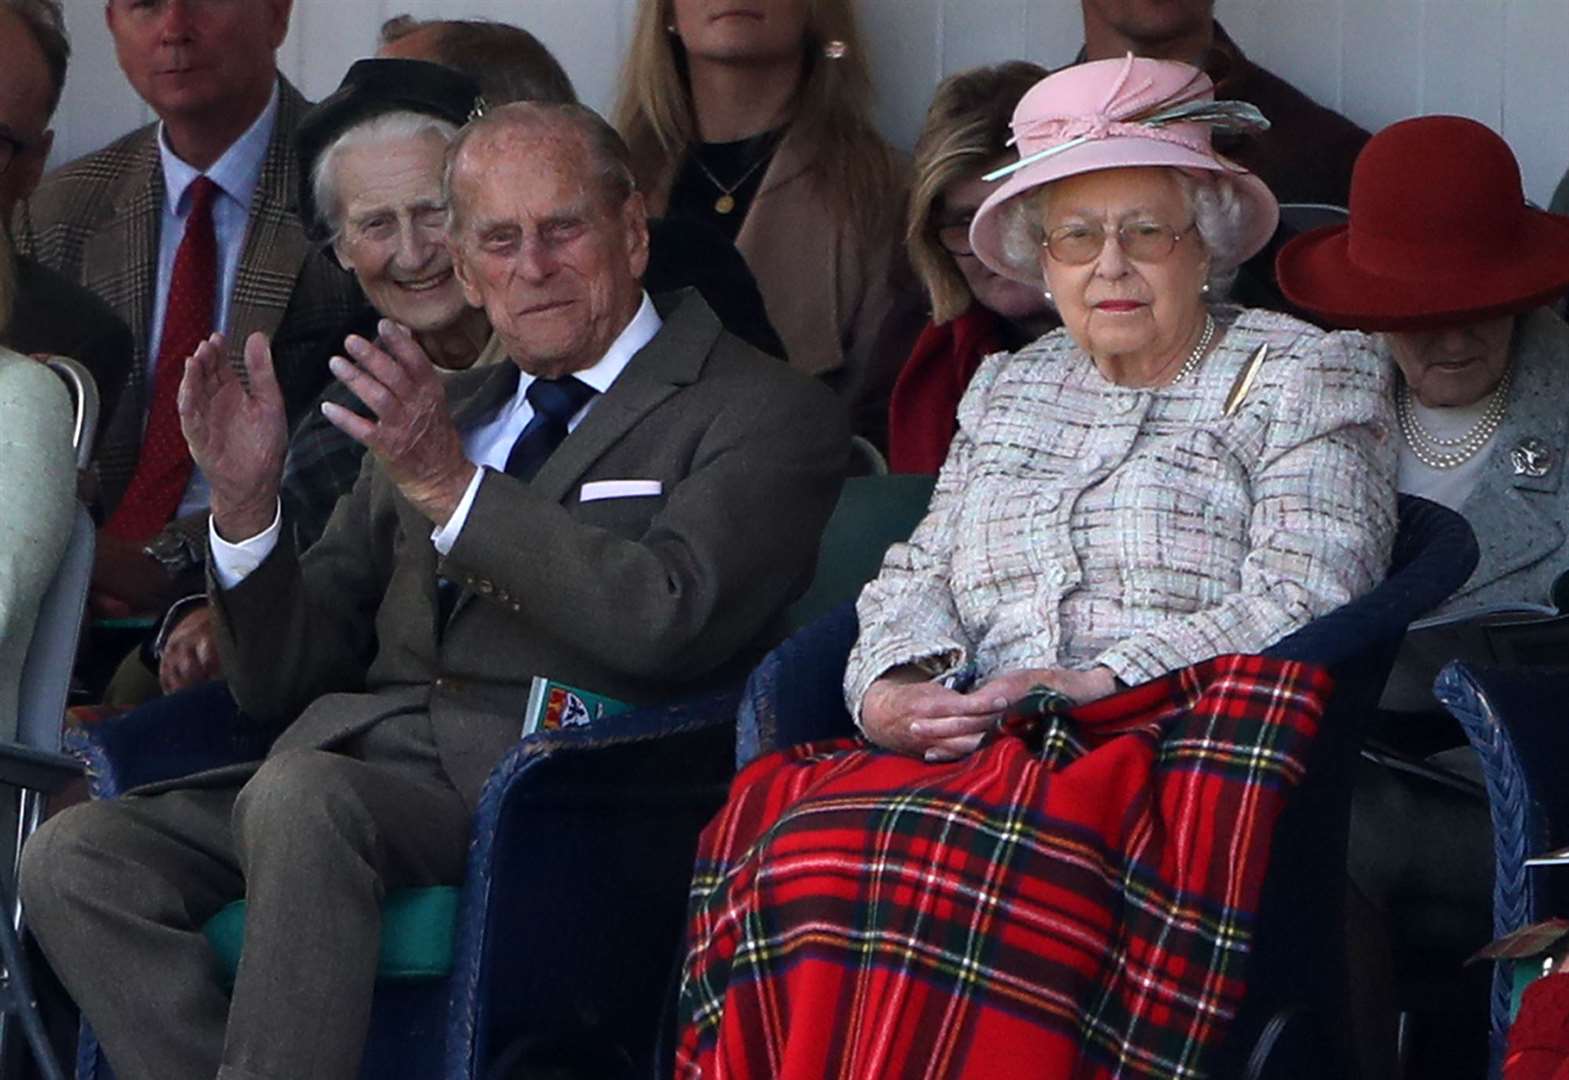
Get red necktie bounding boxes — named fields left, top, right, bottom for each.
left=106, top=175, right=220, bottom=542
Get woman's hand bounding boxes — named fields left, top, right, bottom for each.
left=862, top=665, right=1124, bottom=762
left=860, top=668, right=1000, bottom=761
left=972, top=666, right=1120, bottom=708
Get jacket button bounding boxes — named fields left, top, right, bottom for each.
left=476, top=580, right=495, bottom=595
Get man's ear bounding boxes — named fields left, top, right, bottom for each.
left=622, top=190, right=650, bottom=282
left=17, top=129, right=52, bottom=202
left=449, top=235, right=485, bottom=308
left=265, top=0, right=295, bottom=49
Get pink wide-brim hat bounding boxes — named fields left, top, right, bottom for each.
left=969, top=56, right=1281, bottom=285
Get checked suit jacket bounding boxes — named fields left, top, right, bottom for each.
left=208, top=290, right=850, bottom=808
left=15, top=76, right=361, bottom=535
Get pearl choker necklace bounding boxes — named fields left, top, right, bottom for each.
left=1167, top=314, right=1216, bottom=385
left=1396, top=368, right=1512, bottom=470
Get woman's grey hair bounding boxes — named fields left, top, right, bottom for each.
left=997, top=169, right=1253, bottom=299
left=311, top=111, right=461, bottom=246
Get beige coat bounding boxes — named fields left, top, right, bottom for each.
left=726, top=130, right=919, bottom=439
left=846, top=307, right=1398, bottom=711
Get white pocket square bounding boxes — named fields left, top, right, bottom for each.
left=579, top=479, right=663, bottom=502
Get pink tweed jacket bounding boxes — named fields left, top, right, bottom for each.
left=845, top=306, right=1398, bottom=710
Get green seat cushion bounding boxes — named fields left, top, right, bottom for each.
left=785, top=473, right=937, bottom=632
left=202, top=885, right=461, bottom=986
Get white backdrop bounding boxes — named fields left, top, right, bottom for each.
left=46, top=0, right=1569, bottom=205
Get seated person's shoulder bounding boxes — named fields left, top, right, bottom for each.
left=0, top=346, right=72, bottom=412
left=1228, top=305, right=1386, bottom=383
left=952, top=326, right=1073, bottom=425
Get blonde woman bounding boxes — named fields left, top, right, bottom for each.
left=614, top=0, right=917, bottom=441
left=0, top=223, right=75, bottom=740
left=888, top=60, right=1057, bottom=473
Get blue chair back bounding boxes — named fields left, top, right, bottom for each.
left=1436, top=661, right=1569, bottom=1072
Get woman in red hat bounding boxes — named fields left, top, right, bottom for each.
left=1278, top=114, right=1569, bottom=1077
left=1278, top=114, right=1569, bottom=615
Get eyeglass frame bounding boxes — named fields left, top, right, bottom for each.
left=934, top=215, right=977, bottom=259
left=1041, top=219, right=1199, bottom=266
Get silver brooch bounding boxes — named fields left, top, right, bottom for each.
left=1511, top=437, right=1553, bottom=478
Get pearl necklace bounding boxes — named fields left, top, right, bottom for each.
left=1396, top=367, right=1512, bottom=469
left=1167, top=314, right=1215, bottom=385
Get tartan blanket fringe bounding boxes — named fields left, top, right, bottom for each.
left=676, top=652, right=1330, bottom=1080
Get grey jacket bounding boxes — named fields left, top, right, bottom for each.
left=1437, top=307, right=1569, bottom=614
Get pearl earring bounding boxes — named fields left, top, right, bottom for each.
left=1200, top=281, right=1211, bottom=296
left=1043, top=289, right=1054, bottom=304
left=823, top=39, right=847, bottom=59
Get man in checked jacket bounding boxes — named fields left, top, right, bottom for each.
left=15, top=0, right=359, bottom=621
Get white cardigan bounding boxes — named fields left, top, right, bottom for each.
left=0, top=346, right=74, bottom=740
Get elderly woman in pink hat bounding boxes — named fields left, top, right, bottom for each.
left=674, top=58, right=1397, bottom=1079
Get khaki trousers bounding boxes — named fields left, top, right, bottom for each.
left=19, top=712, right=470, bottom=1080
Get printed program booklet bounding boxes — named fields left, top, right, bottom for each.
left=522, top=677, right=633, bottom=736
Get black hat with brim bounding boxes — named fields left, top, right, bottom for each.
left=295, top=58, right=484, bottom=245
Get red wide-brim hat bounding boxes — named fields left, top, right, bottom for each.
left=1276, top=115, right=1569, bottom=331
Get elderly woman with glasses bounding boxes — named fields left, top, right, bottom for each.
left=675, top=58, right=1397, bottom=1078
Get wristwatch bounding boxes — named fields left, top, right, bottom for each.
left=142, top=530, right=201, bottom=579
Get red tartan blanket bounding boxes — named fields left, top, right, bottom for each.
left=676, top=653, right=1330, bottom=1079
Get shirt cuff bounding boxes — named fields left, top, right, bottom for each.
left=209, top=502, right=282, bottom=590
left=431, top=465, right=487, bottom=555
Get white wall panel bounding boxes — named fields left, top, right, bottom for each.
left=1234, top=0, right=1344, bottom=115
left=1502, top=0, right=1569, bottom=209
left=40, top=2, right=1569, bottom=205
left=1421, top=0, right=1505, bottom=127
left=1341, top=0, right=1424, bottom=134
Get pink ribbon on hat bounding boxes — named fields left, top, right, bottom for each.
left=984, top=54, right=1240, bottom=183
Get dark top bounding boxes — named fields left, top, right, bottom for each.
left=666, top=131, right=782, bottom=243
left=7, top=255, right=134, bottom=438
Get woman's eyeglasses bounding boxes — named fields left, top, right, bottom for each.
left=934, top=217, right=975, bottom=258
left=1042, top=221, right=1197, bottom=265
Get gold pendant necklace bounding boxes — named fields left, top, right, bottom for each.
left=694, top=149, right=772, bottom=216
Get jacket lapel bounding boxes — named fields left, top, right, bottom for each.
left=529, top=291, right=714, bottom=504
left=222, top=79, right=312, bottom=376
left=443, top=291, right=718, bottom=624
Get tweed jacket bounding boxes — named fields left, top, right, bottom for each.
left=209, top=291, right=849, bottom=808
left=716, top=128, right=920, bottom=442
left=1428, top=308, right=1569, bottom=614
left=845, top=306, right=1398, bottom=710
left=15, top=77, right=361, bottom=532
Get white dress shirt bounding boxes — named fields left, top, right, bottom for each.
left=152, top=82, right=280, bottom=518
left=211, top=293, right=663, bottom=589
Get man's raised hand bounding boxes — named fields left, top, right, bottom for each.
left=177, top=331, right=287, bottom=541
left=321, top=319, right=475, bottom=527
